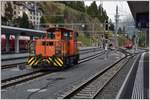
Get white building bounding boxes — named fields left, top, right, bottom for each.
left=1, top=1, right=43, bottom=28
left=24, top=2, right=42, bottom=27
left=1, top=1, right=6, bottom=17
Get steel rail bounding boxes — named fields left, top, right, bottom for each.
left=58, top=51, right=131, bottom=99
left=1, top=51, right=105, bottom=89
left=115, top=54, right=141, bottom=99
left=1, top=70, right=51, bottom=89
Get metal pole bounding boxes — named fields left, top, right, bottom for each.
left=92, top=22, right=95, bottom=46
left=115, top=5, right=119, bottom=49
left=35, top=2, right=39, bottom=30
left=34, top=2, right=36, bottom=29
left=145, top=29, right=147, bottom=47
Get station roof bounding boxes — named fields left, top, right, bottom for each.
left=1, top=25, right=46, bottom=36
left=127, top=1, right=149, bottom=28
left=128, top=1, right=149, bottom=19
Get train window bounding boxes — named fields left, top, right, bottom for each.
left=48, top=42, right=53, bottom=46
left=42, top=41, right=53, bottom=46
left=63, top=32, right=73, bottom=40
left=42, top=41, right=46, bottom=46
left=64, top=32, right=69, bottom=40
left=48, top=32, right=55, bottom=39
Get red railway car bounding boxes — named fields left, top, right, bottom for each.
left=124, top=39, right=133, bottom=49
left=1, top=34, right=29, bottom=52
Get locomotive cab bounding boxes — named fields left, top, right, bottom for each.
left=27, top=27, right=79, bottom=69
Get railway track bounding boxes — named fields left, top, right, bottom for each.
left=1, top=49, right=127, bottom=90
left=79, top=50, right=105, bottom=63
left=1, top=63, right=25, bottom=69
left=1, top=70, right=51, bottom=89
left=58, top=53, right=132, bottom=99
left=1, top=50, right=105, bottom=89
left=1, top=48, right=102, bottom=69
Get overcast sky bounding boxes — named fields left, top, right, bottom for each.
left=84, top=1, right=133, bottom=23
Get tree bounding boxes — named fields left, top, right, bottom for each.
left=97, top=4, right=103, bottom=22
left=87, top=1, right=98, bottom=17
left=49, top=12, right=64, bottom=24
left=40, top=16, right=46, bottom=24
left=60, top=1, right=85, bottom=12
left=75, top=1, right=85, bottom=12
left=2, top=16, right=7, bottom=25
left=89, top=3, right=108, bottom=23
left=109, top=20, right=114, bottom=31
left=13, top=17, right=21, bottom=27
left=19, top=12, right=29, bottom=28
left=102, top=10, right=108, bottom=23
left=5, top=2, right=13, bottom=25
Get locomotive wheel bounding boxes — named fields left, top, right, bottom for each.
left=73, top=57, right=78, bottom=65
left=63, top=57, right=69, bottom=68
left=31, top=65, right=38, bottom=69
left=74, top=54, right=79, bottom=65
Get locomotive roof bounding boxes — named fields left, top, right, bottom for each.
left=46, top=27, right=74, bottom=32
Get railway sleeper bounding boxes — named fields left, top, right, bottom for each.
left=65, top=56, right=129, bottom=99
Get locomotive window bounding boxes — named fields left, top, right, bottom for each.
left=42, top=41, right=46, bottom=46
left=63, top=32, right=72, bottom=40
left=48, top=42, right=53, bottom=46
left=48, top=32, right=55, bottom=39
left=42, top=41, right=53, bottom=46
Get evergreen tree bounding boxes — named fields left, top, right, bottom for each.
left=13, top=17, right=21, bottom=27
left=60, top=1, right=85, bottom=12
left=75, top=1, right=85, bottom=12
left=109, top=23, right=115, bottom=31
left=101, top=10, right=108, bottom=23
left=5, top=2, right=13, bottom=24
left=109, top=20, right=114, bottom=31
left=97, top=4, right=109, bottom=23
left=50, top=12, right=64, bottom=23
left=87, top=1, right=98, bottom=17
left=40, top=16, right=46, bottom=24
left=19, top=12, right=29, bottom=28
left=97, top=4, right=103, bottom=22
left=2, top=16, right=7, bottom=25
